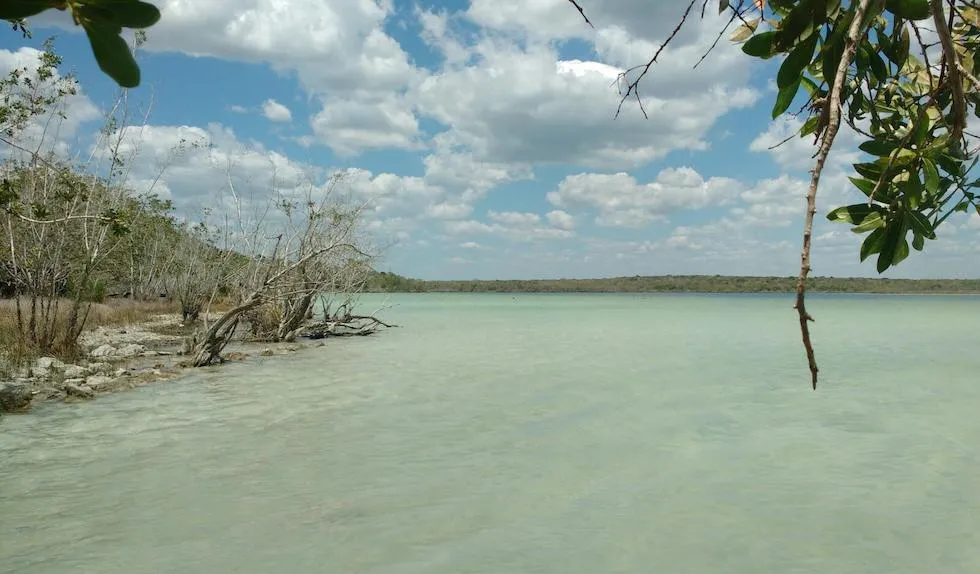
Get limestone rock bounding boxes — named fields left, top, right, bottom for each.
left=90, top=344, right=116, bottom=358
left=64, top=382, right=95, bottom=398
left=84, top=375, right=113, bottom=391
left=0, top=381, right=33, bottom=412
left=115, top=343, right=146, bottom=358
left=87, top=362, right=112, bottom=374
left=35, top=357, right=65, bottom=372
left=63, top=364, right=90, bottom=379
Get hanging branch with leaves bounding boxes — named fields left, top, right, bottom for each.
left=567, top=0, right=980, bottom=388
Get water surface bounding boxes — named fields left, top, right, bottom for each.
left=2, top=293, right=979, bottom=573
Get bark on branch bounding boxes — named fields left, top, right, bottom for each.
left=797, top=0, right=873, bottom=390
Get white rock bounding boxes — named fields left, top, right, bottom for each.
left=90, top=344, right=116, bottom=358
left=63, top=365, right=90, bottom=379
left=85, top=375, right=113, bottom=390
left=113, top=368, right=128, bottom=378
left=64, top=382, right=94, bottom=398
left=35, top=357, right=65, bottom=371
left=87, top=362, right=112, bottom=374
left=115, top=343, right=146, bottom=358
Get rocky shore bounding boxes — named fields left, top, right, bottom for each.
left=0, top=313, right=324, bottom=416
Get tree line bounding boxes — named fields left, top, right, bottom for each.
left=365, top=272, right=980, bottom=294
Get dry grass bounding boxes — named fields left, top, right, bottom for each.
left=0, top=297, right=178, bottom=374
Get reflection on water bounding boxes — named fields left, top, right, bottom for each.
left=2, top=293, right=980, bottom=573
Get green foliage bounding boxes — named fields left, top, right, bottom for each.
left=1, top=0, right=160, bottom=88
left=728, top=0, right=980, bottom=273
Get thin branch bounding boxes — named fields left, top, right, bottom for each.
left=614, top=0, right=699, bottom=119
left=957, top=62, right=980, bottom=91
left=694, top=7, right=741, bottom=69
left=566, top=0, right=593, bottom=27
left=931, top=0, right=966, bottom=153
left=797, top=0, right=874, bottom=390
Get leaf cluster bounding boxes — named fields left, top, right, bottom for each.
left=2, top=0, right=160, bottom=88
left=732, top=0, right=980, bottom=272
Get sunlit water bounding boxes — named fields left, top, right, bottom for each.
left=2, top=293, right=980, bottom=573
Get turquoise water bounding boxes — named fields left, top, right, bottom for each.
left=2, top=293, right=979, bottom=573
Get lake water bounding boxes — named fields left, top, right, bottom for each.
left=2, top=293, right=980, bottom=573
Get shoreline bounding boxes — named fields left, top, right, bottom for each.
left=0, top=312, right=329, bottom=416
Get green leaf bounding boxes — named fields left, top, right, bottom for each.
left=912, top=233, right=925, bottom=251
left=861, top=227, right=886, bottom=261
left=887, top=23, right=911, bottom=66
left=854, top=162, right=883, bottom=180
left=922, top=158, right=939, bottom=194
left=83, top=20, right=141, bottom=88
left=848, top=176, right=877, bottom=196
left=908, top=210, right=936, bottom=239
left=0, top=1, right=50, bottom=20
left=884, top=0, right=931, bottom=21
left=869, top=50, right=888, bottom=84
left=772, top=77, right=801, bottom=118
left=777, top=34, right=818, bottom=90
left=876, top=214, right=906, bottom=272
left=858, top=140, right=896, bottom=156
left=827, top=203, right=883, bottom=225
left=778, top=0, right=819, bottom=49
left=90, top=0, right=162, bottom=29
left=851, top=211, right=885, bottom=233
left=821, top=34, right=845, bottom=86
left=893, top=237, right=910, bottom=266
left=800, top=115, right=821, bottom=137
left=743, top=31, right=780, bottom=58
left=800, top=76, right=820, bottom=97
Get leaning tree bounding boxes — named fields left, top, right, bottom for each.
left=569, top=0, right=980, bottom=388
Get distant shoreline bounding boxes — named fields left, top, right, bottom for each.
left=365, top=273, right=980, bottom=296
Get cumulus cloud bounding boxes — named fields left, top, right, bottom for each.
left=261, top=99, right=293, bottom=122
left=546, top=210, right=576, bottom=230
left=547, top=167, right=741, bottom=227
left=415, top=41, right=757, bottom=169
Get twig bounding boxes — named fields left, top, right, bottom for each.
left=957, top=62, right=980, bottom=91
left=694, top=7, right=741, bottom=69
left=797, top=0, right=874, bottom=390
left=614, top=0, right=699, bottom=119
left=566, top=0, right=593, bottom=27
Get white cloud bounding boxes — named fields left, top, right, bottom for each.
left=445, top=215, right=575, bottom=241
left=489, top=211, right=541, bottom=225
left=546, top=210, right=576, bottom=230
left=548, top=167, right=741, bottom=227
left=261, top=99, right=293, bottom=122
left=310, top=95, right=420, bottom=156
left=415, top=40, right=757, bottom=169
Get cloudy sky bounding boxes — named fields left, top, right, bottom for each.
left=2, top=0, right=978, bottom=279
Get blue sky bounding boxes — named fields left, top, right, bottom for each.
left=2, top=0, right=978, bottom=279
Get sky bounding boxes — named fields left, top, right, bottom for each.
left=1, top=0, right=978, bottom=280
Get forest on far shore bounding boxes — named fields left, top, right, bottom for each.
left=366, top=272, right=980, bottom=294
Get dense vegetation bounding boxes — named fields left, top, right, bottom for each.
left=367, top=272, right=980, bottom=294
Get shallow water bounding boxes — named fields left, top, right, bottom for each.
left=2, top=293, right=980, bottom=573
